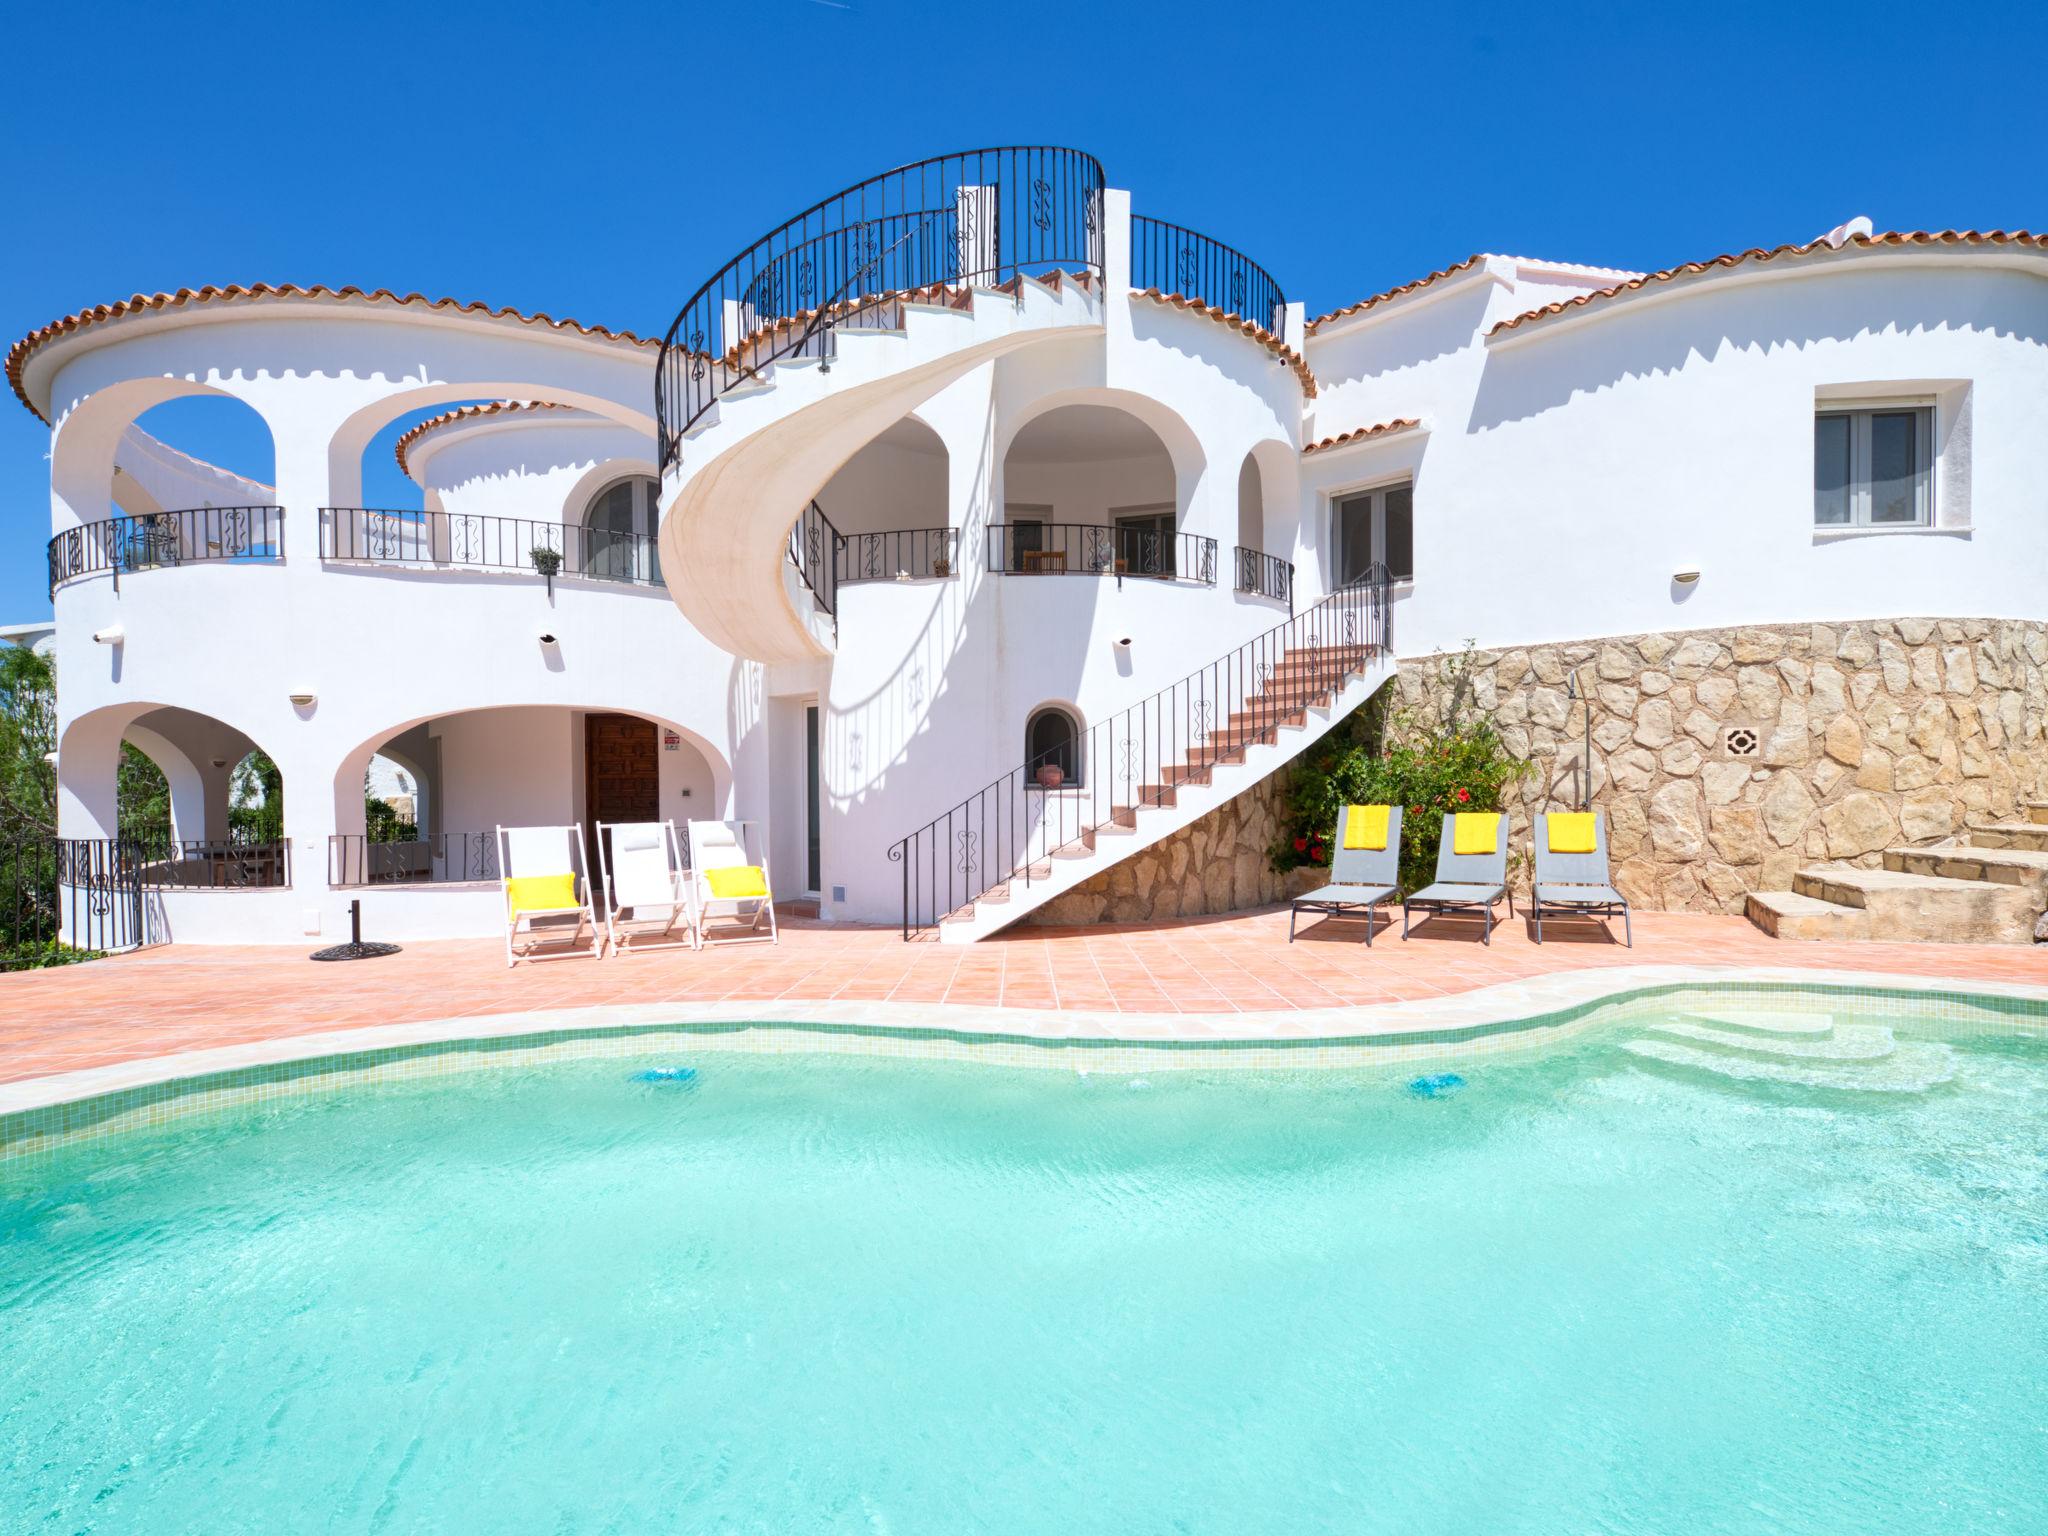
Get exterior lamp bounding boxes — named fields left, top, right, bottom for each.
left=289, top=691, right=317, bottom=708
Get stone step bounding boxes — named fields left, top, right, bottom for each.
left=1644, top=1020, right=1896, bottom=1062
left=1744, top=888, right=1872, bottom=941
left=2024, top=800, right=2048, bottom=827
left=1620, top=1036, right=1956, bottom=1094
left=1885, top=843, right=2048, bottom=900
left=1791, top=862, right=2039, bottom=944
left=1671, top=1009, right=1838, bottom=1039
left=1967, top=821, right=2048, bottom=853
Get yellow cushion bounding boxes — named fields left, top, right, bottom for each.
left=705, top=865, right=769, bottom=900
left=506, top=873, right=577, bottom=917
left=1547, top=812, right=1597, bottom=854
left=1341, top=804, right=1390, bottom=851
left=1451, top=813, right=1499, bottom=856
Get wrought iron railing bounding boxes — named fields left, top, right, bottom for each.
left=837, top=527, right=959, bottom=584
left=134, top=837, right=293, bottom=889
left=47, top=506, right=285, bottom=595
left=1234, top=545, right=1294, bottom=607
left=987, top=523, right=1217, bottom=584
left=1131, top=215, right=1287, bottom=335
left=329, top=832, right=501, bottom=887
left=320, top=509, right=664, bottom=587
left=890, top=569, right=1392, bottom=938
left=788, top=500, right=841, bottom=622
left=657, top=147, right=1107, bottom=468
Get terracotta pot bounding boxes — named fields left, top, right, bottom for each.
left=1035, top=764, right=1065, bottom=789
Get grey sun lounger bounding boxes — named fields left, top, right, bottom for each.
left=1402, top=812, right=1512, bottom=944
left=1531, top=811, right=1632, bottom=946
left=1289, top=804, right=1404, bottom=944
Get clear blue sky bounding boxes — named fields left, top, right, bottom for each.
left=3, top=0, right=2041, bottom=622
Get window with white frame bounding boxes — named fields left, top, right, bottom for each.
left=1814, top=402, right=1933, bottom=528
left=1334, top=482, right=1413, bottom=584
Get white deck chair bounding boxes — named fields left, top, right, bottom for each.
left=496, top=824, right=601, bottom=966
left=685, top=819, right=778, bottom=949
left=597, top=820, right=690, bottom=956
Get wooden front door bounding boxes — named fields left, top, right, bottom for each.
left=584, top=714, right=660, bottom=875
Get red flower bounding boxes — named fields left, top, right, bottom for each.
left=1456, top=788, right=1471, bottom=803
left=1293, top=836, right=1308, bottom=854
left=1309, top=842, right=1326, bottom=864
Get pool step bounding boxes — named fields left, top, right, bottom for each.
left=1782, top=863, right=2038, bottom=944
left=1671, top=1009, right=1836, bottom=1039
left=1621, top=1036, right=1956, bottom=1094
left=1743, top=889, right=1872, bottom=941
left=1645, top=1020, right=1899, bottom=1062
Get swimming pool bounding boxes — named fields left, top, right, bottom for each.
left=4, top=991, right=2044, bottom=1531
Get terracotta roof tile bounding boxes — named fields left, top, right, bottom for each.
left=1486, top=229, right=2048, bottom=339
left=7, top=284, right=656, bottom=423
left=1301, top=418, right=1422, bottom=455
left=1130, top=288, right=1318, bottom=397
left=393, top=400, right=582, bottom=477
left=1305, top=256, right=1488, bottom=334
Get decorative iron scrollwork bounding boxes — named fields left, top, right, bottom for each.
left=955, top=830, right=978, bottom=876
left=1030, top=178, right=1053, bottom=233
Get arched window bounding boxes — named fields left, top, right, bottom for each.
left=1026, top=706, right=1081, bottom=787
left=581, top=476, right=661, bottom=584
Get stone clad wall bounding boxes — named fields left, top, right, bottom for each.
left=1407, top=618, right=2048, bottom=913
left=1024, top=769, right=1295, bottom=926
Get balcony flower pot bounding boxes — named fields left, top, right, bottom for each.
left=529, top=544, right=563, bottom=597
left=932, top=557, right=951, bottom=578
left=1035, top=764, right=1065, bottom=790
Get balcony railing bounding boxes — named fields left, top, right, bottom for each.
left=837, top=527, right=959, bottom=585
left=657, top=147, right=1107, bottom=468
left=47, top=506, right=285, bottom=595
left=987, top=524, right=1217, bottom=585
left=1131, top=216, right=1287, bottom=336
left=320, top=509, right=664, bottom=587
left=329, top=832, right=500, bottom=887
left=1234, top=545, right=1294, bottom=607
left=136, top=837, right=292, bottom=890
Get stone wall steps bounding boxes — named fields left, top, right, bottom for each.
left=2024, top=800, right=2048, bottom=827
left=1744, top=888, right=1873, bottom=941
left=1958, top=821, right=2048, bottom=853
left=1790, top=861, right=2038, bottom=943
left=1884, top=842, right=2048, bottom=897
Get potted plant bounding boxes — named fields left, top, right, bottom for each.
left=932, top=555, right=951, bottom=578
left=529, top=543, right=563, bottom=596
left=1035, top=763, right=1065, bottom=790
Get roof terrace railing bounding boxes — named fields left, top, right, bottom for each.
left=1130, top=215, right=1287, bottom=336
left=47, top=506, right=285, bottom=596
left=657, top=147, right=1106, bottom=470
left=986, top=523, right=1217, bottom=585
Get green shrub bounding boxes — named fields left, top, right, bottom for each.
left=1272, top=644, right=1531, bottom=892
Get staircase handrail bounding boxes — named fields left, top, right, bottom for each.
left=656, top=147, right=1107, bottom=468
left=888, top=567, right=1393, bottom=937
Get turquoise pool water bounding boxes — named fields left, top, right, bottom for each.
left=4, top=1000, right=2046, bottom=1532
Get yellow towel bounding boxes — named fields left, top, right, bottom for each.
left=705, top=865, right=769, bottom=900
left=1341, top=804, right=1390, bottom=851
left=1547, top=812, right=1597, bottom=854
left=506, top=873, right=577, bottom=917
left=1451, top=813, right=1499, bottom=856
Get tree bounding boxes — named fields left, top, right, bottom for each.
left=0, top=643, right=57, bottom=840
left=230, top=751, right=283, bottom=843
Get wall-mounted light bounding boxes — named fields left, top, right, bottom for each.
left=92, top=625, right=124, bottom=645
left=1672, top=568, right=1701, bottom=587
left=537, top=631, right=559, bottom=647
left=289, top=691, right=317, bottom=708
left=210, top=758, right=228, bottom=769
left=43, top=751, right=58, bottom=768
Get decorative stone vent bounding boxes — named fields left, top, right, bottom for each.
left=1724, top=726, right=1759, bottom=758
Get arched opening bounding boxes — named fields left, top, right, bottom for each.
left=1025, top=704, right=1082, bottom=787
left=999, top=403, right=1182, bottom=578
left=60, top=704, right=291, bottom=887
left=1236, top=452, right=1263, bottom=552
left=815, top=415, right=953, bottom=583
left=329, top=706, right=726, bottom=888
left=1234, top=443, right=1295, bottom=603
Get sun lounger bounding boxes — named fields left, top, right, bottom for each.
left=1402, top=812, right=1512, bottom=944
left=1530, top=811, right=1631, bottom=946
left=1289, top=803, right=1403, bottom=943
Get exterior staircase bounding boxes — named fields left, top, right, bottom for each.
left=653, top=148, right=1110, bottom=666
left=895, top=579, right=1396, bottom=942
left=1746, top=799, right=2048, bottom=945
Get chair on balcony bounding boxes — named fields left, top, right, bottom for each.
left=1289, top=804, right=1403, bottom=944
left=685, top=820, right=777, bottom=949
left=496, top=824, right=601, bottom=966
left=597, top=820, right=690, bottom=956
left=1530, top=811, right=1631, bottom=946
left=1402, top=813, right=1512, bottom=944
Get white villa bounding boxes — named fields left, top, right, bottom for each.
left=12, top=148, right=2048, bottom=947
